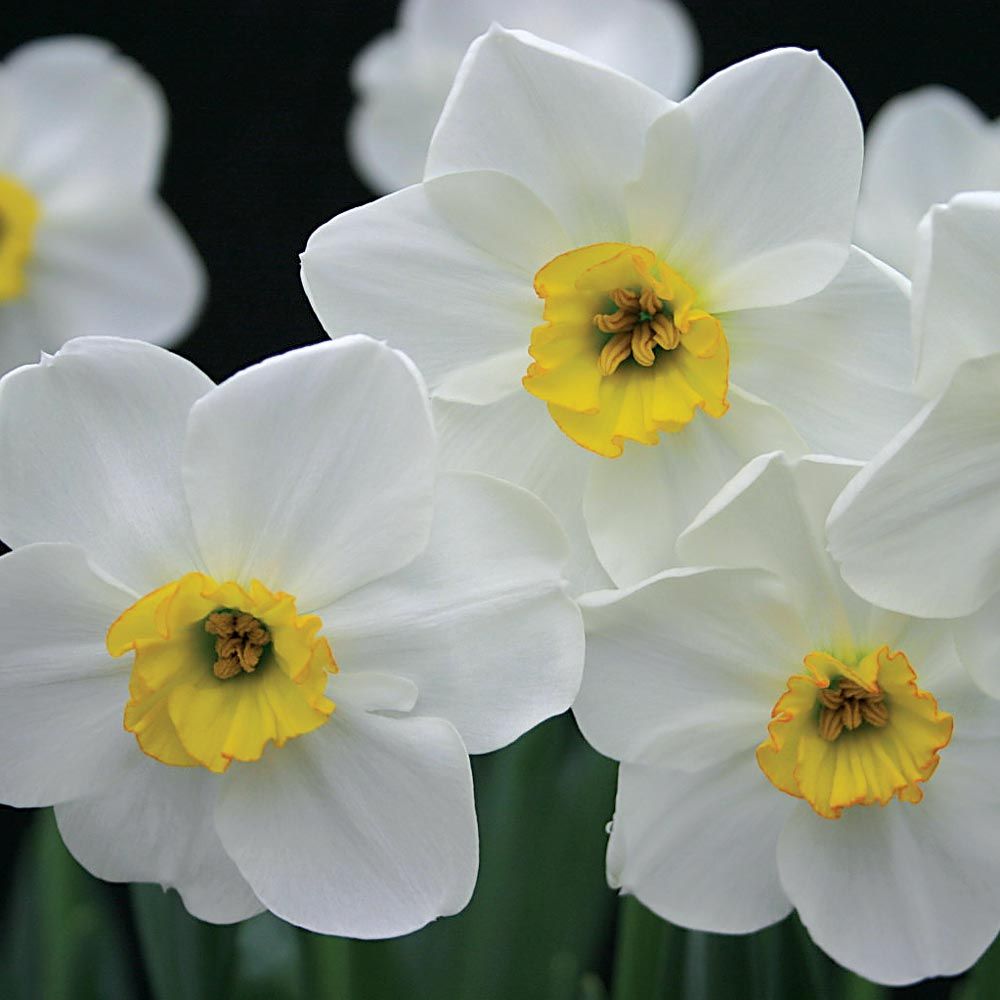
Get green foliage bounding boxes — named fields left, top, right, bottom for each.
left=0, top=809, right=134, bottom=1000
left=0, top=723, right=967, bottom=1000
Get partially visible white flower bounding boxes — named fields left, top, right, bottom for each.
left=0, top=37, right=205, bottom=376
left=829, top=191, right=1000, bottom=623
left=306, top=28, right=919, bottom=592
left=855, top=87, right=1000, bottom=275
left=575, top=452, right=1000, bottom=985
left=0, top=335, right=582, bottom=937
left=348, top=0, right=700, bottom=193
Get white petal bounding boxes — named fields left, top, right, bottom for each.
left=425, top=26, right=669, bottom=242
left=778, top=749, right=1000, bottom=985
left=952, top=589, right=1000, bottom=699
left=576, top=567, right=808, bottom=768
left=723, top=248, right=921, bottom=459
left=215, top=673, right=477, bottom=938
left=856, top=87, right=1000, bottom=276
left=0, top=337, right=212, bottom=594
left=0, top=543, right=135, bottom=806
left=57, top=757, right=263, bottom=925
left=435, top=347, right=533, bottom=405
left=660, top=49, right=861, bottom=313
left=23, top=200, right=205, bottom=349
left=608, top=755, right=794, bottom=933
left=3, top=36, right=166, bottom=208
left=912, top=192, right=1000, bottom=398
left=302, top=181, right=541, bottom=397
left=433, top=391, right=611, bottom=593
left=677, top=453, right=869, bottom=644
left=319, top=473, right=582, bottom=754
left=827, top=355, right=1000, bottom=618
left=183, top=338, right=435, bottom=609
left=583, top=389, right=806, bottom=587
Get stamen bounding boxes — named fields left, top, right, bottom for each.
left=205, top=610, right=271, bottom=680
left=598, top=332, right=634, bottom=376
left=818, top=678, right=888, bottom=742
left=593, top=286, right=679, bottom=374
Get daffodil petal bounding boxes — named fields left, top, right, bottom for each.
left=55, top=756, right=263, bottom=924
left=318, top=473, right=582, bottom=755
left=0, top=337, right=211, bottom=595
left=216, top=678, right=477, bottom=939
left=183, top=338, right=436, bottom=609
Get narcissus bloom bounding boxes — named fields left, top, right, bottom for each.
left=829, top=192, right=1000, bottom=695
left=304, top=29, right=918, bottom=591
left=348, top=0, right=699, bottom=193
left=0, top=37, right=204, bottom=375
left=0, top=335, right=582, bottom=937
left=574, top=452, right=1000, bottom=985
left=855, top=88, right=1000, bottom=275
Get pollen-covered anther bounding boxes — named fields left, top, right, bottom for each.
left=817, top=678, right=888, bottom=742
left=205, top=611, right=272, bottom=680
left=594, top=286, right=679, bottom=374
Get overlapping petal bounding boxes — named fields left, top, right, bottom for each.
left=0, top=337, right=211, bottom=594
left=608, top=755, right=794, bottom=933
left=425, top=27, right=670, bottom=242
left=576, top=567, right=808, bottom=769
left=183, top=337, right=436, bottom=610
left=433, top=392, right=610, bottom=591
left=779, top=751, right=1000, bottom=985
left=912, top=192, right=1000, bottom=397
left=319, top=473, right=582, bottom=754
left=828, top=354, right=1000, bottom=618
left=56, top=756, right=264, bottom=925
left=855, top=88, right=1000, bottom=275
left=677, top=453, right=868, bottom=642
left=644, top=48, right=862, bottom=312
left=0, top=543, right=134, bottom=806
left=723, top=248, right=920, bottom=458
left=302, top=181, right=543, bottom=397
left=215, top=673, right=477, bottom=939
left=583, top=390, right=806, bottom=586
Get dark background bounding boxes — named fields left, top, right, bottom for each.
left=3, top=0, right=998, bottom=385
left=1, top=2, right=998, bottom=997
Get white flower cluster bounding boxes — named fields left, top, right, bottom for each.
left=0, top=3, right=999, bottom=988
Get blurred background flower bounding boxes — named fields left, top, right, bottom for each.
left=0, top=36, right=205, bottom=376
left=346, top=0, right=699, bottom=193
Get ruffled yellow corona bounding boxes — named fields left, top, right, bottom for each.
left=523, top=243, right=729, bottom=457
left=757, top=647, right=952, bottom=819
left=0, top=175, right=41, bottom=301
left=108, top=573, right=336, bottom=773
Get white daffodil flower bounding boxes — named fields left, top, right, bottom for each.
left=0, top=335, right=583, bottom=938
left=304, top=28, right=919, bottom=591
left=0, top=37, right=205, bottom=376
left=574, top=452, right=1000, bottom=986
left=348, top=0, right=699, bottom=193
left=855, top=87, right=1000, bottom=276
left=829, top=192, right=1000, bottom=699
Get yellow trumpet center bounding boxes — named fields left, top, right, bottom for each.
left=0, top=174, right=41, bottom=302
left=757, top=647, right=953, bottom=819
left=522, top=243, right=729, bottom=458
left=107, top=573, right=337, bottom=774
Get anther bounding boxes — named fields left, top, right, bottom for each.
left=818, top=678, right=889, bottom=742
left=205, top=611, right=271, bottom=680
left=593, top=286, right=679, bottom=374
